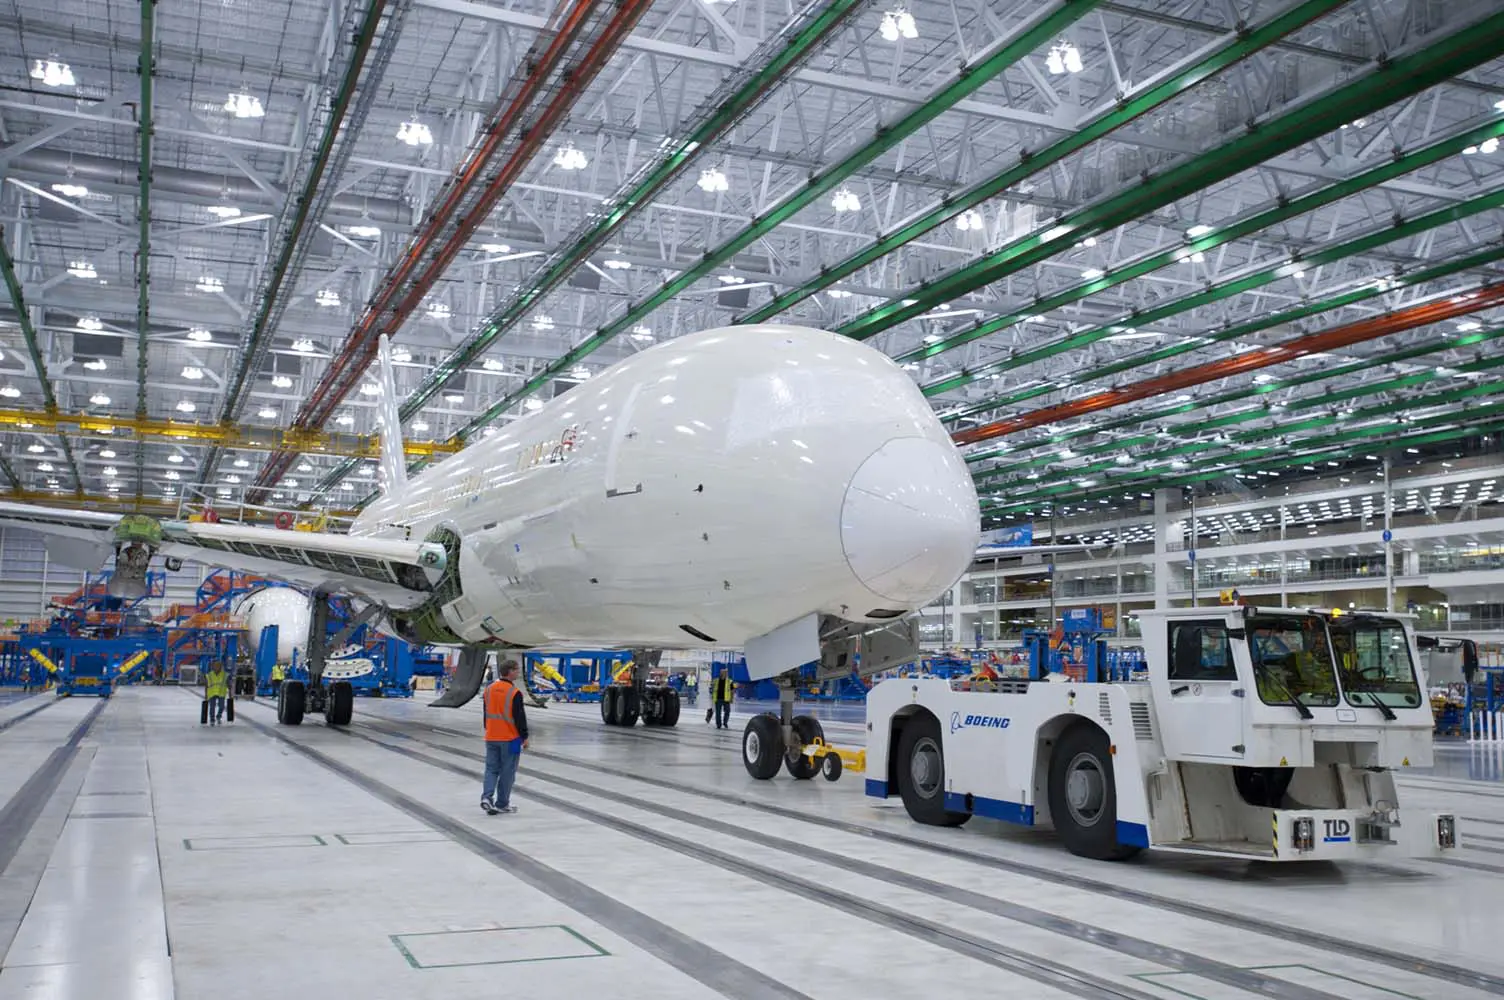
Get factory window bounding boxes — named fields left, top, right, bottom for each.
left=1328, top=616, right=1422, bottom=709
left=1248, top=614, right=1340, bottom=708
left=1167, top=621, right=1235, bottom=681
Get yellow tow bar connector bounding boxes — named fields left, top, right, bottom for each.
left=801, top=736, right=865, bottom=781
left=26, top=648, right=59, bottom=674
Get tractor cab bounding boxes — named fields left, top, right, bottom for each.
left=1140, top=605, right=1433, bottom=771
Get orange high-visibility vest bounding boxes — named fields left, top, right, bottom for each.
left=483, top=680, right=519, bottom=742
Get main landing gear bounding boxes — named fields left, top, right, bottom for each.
left=276, top=590, right=353, bottom=728
left=741, top=682, right=840, bottom=782
left=600, top=649, right=680, bottom=727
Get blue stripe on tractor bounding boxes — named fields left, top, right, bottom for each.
left=944, top=792, right=1034, bottom=826
left=864, top=779, right=889, bottom=798
left=1324, top=836, right=1352, bottom=844
left=1116, top=820, right=1150, bottom=848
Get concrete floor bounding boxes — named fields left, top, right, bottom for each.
left=0, top=687, right=1500, bottom=1000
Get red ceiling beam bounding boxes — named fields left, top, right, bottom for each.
left=950, top=280, right=1504, bottom=447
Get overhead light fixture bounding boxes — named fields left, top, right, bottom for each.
left=36, top=463, right=53, bottom=472
left=1046, top=40, right=1082, bottom=75
left=76, top=316, right=102, bottom=331
left=826, top=288, right=853, bottom=299
left=390, top=347, right=412, bottom=363
left=1482, top=137, right=1501, bottom=155
left=697, top=168, right=728, bottom=193
left=426, top=302, right=451, bottom=320
left=531, top=315, right=554, bottom=330
left=396, top=119, right=433, bottom=146
left=603, top=258, right=631, bottom=270
left=443, top=391, right=464, bottom=404
left=552, top=144, right=588, bottom=170
left=284, top=479, right=299, bottom=489
left=629, top=325, right=654, bottom=342
left=181, top=366, right=204, bottom=380
left=176, top=400, right=196, bottom=413
left=30, top=57, right=75, bottom=88
left=99, top=449, right=115, bottom=459
left=196, top=275, right=223, bottom=293
left=411, top=420, right=429, bottom=432
left=89, top=392, right=110, bottom=406
left=335, top=413, right=354, bottom=425
left=1185, top=224, right=1213, bottom=238
left=359, top=382, right=379, bottom=396
left=1081, top=267, right=1104, bottom=280
left=102, top=466, right=118, bottom=477
left=224, top=91, right=265, bottom=118
left=258, top=406, right=277, bottom=418
left=315, top=289, right=340, bottom=307
left=346, top=224, right=381, bottom=238
left=167, top=454, right=184, bottom=463
left=482, top=358, right=506, bottom=372
left=26, top=444, right=44, bottom=453
left=187, top=326, right=213, bottom=342
left=67, top=261, right=96, bottom=279
left=878, top=7, right=917, bottom=40
left=290, top=338, right=315, bottom=353
left=50, top=182, right=88, bottom=198
left=479, top=243, right=511, bottom=255
left=955, top=209, right=983, bottom=232
left=83, top=359, right=106, bottom=371
left=206, top=205, right=241, bottom=219
left=297, top=463, right=312, bottom=472
left=831, top=187, right=860, bottom=212
left=524, top=399, right=543, bottom=411
left=271, top=375, right=293, bottom=389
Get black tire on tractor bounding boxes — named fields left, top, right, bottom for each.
left=784, top=715, right=823, bottom=779
left=742, top=713, right=783, bottom=780
left=1047, top=722, right=1140, bottom=861
left=600, top=687, right=614, bottom=724
left=325, top=681, right=354, bottom=727
left=278, top=680, right=306, bottom=726
left=618, top=687, right=640, bottom=727
left=660, top=688, right=680, bottom=727
left=895, top=713, right=971, bottom=827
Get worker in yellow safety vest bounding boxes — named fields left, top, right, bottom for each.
left=270, top=662, right=285, bottom=695
left=480, top=659, right=529, bottom=815
left=204, top=664, right=230, bottom=726
left=710, top=666, right=735, bottom=729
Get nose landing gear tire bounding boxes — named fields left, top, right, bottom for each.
left=1046, top=722, right=1140, bottom=861
left=896, top=714, right=970, bottom=827
left=324, top=681, right=353, bottom=727
left=784, top=715, right=823, bottom=779
left=742, top=713, right=783, bottom=780
left=277, top=680, right=306, bottom=726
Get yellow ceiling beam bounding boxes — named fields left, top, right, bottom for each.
left=1, top=488, right=362, bottom=521
left=0, top=408, right=461, bottom=460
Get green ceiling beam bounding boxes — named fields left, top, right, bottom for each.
left=0, top=228, right=78, bottom=494
left=920, top=116, right=1504, bottom=395
left=835, top=9, right=1504, bottom=345
left=972, top=322, right=1504, bottom=481
left=948, top=240, right=1504, bottom=432
left=453, top=0, right=1104, bottom=443
left=400, top=0, right=868, bottom=423
left=982, top=390, right=1504, bottom=512
left=135, top=0, right=156, bottom=500
left=737, top=0, right=1350, bottom=325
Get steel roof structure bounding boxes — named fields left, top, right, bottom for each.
left=0, top=0, right=1500, bottom=527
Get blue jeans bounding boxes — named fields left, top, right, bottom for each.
left=483, top=741, right=521, bottom=807
left=208, top=695, right=225, bottom=722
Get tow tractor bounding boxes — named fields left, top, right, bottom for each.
left=852, top=606, right=1457, bottom=862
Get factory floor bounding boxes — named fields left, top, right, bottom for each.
left=0, top=688, right=1499, bottom=1000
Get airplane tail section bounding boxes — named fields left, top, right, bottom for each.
left=374, top=334, right=409, bottom=497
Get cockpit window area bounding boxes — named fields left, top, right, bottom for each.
left=1248, top=614, right=1339, bottom=708
left=1328, top=616, right=1423, bottom=709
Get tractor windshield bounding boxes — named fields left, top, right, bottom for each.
left=1248, top=614, right=1340, bottom=708
left=1328, top=615, right=1424, bottom=710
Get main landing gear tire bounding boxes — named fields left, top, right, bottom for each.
left=278, top=680, right=306, bottom=726
left=324, top=681, right=353, bottom=727
left=1047, top=722, right=1140, bottom=861
left=659, top=688, right=680, bottom=727
left=896, top=714, right=970, bottom=827
left=784, top=715, right=823, bottom=780
left=742, top=714, right=783, bottom=780
left=642, top=688, right=681, bottom=728
left=600, top=687, right=615, bottom=723
left=609, top=687, right=639, bottom=727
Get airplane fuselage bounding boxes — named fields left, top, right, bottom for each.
left=351, top=324, right=980, bottom=652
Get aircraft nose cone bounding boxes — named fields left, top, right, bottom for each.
left=841, top=437, right=980, bottom=607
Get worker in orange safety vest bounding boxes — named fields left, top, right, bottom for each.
left=480, top=658, right=529, bottom=815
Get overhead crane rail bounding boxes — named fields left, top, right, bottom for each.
left=252, top=0, right=650, bottom=503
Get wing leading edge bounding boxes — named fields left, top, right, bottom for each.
left=0, top=501, right=446, bottom=608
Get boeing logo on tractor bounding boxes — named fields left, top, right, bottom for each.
left=950, top=711, right=1011, bottom=734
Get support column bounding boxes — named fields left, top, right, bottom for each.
left=1384, top=457, right=1396, bottom=612
left=1153, top=488, right=1174, bottom=610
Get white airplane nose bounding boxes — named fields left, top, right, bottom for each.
left=840, top=436, right=980, bottom=608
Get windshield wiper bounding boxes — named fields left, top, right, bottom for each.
left=1348, top=689, right=1397, bottom=721
left=1255, top=662, right=1313, bottom=719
